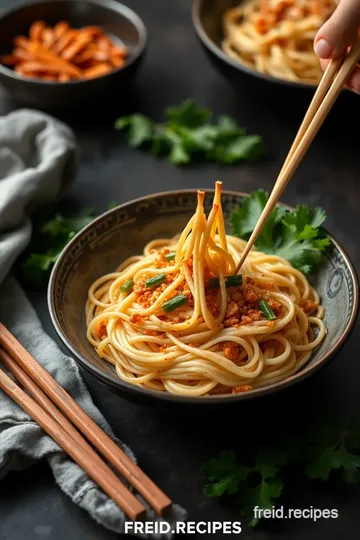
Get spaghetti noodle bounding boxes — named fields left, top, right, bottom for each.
left=222, top=0, right=336, bottom=85
left=86, top=182, right=326, bottom=397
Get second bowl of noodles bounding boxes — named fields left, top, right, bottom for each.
left=193, top=0, right=336, bottom=90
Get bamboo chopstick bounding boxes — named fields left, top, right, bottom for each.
left=235, top=40, right=360, bottom=273
left=0, top=323, right=172, bottom=517
left=0, top=348, right=146, bottom=521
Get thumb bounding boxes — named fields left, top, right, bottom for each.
left=314, top=0, right=360, bottom=59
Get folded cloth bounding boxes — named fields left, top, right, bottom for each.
left=0, top=109, right=187, bottom=537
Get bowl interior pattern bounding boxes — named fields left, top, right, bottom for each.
left=49, top=191, right=359, bottom=403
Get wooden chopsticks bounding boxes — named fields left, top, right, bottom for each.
left=0, top=323, right=172, bottom=521
left=235, top=40, right=360, bottom=273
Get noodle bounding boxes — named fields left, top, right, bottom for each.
left=222, top=0, right=336, bottom=85
left=86, top=182, right=326, bottom=397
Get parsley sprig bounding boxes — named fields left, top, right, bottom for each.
left=230, top=189, right=331, bottom=274
left=203, top=423, right=360, bottom=527
left=114, top=100, right=264, bottom=166
left=21, top=211, right=95, bottom=287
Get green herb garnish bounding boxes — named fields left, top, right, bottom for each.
left=203, top=450, right=285, bottom=528
left=22, top=210, right=95, bottom=287
left=115, top=100, right=263, bottom=166
left=259, top=299, right=276, bottom=320
left=209, top=274, right=243, bottom=289
left=162, top=294, right=188, bottom=312
left=203, top=422, right=360, bottom=528
left=230, top=190, right=331, bottom=274
left=145, top=273, right=166, bottom=288
left=120, top=279, right=134, bottom=293
left=165, top=251, right=176, bottom=261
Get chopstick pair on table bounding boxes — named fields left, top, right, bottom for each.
left=236, top=39, right=360, bottom=273
left=0, top=322, right=172, bottom=522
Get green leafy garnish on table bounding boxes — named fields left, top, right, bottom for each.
left=305, top=424, right=360, bottom=483
left=22, top=202, right=119, bottom=287
left=203, top=449, right=285, bottom=527
left=230, top=189, right=331, bottom=274
left=203, top=423, right=360, bottom=528
left=22, top=210, right=95, bottom=287
left=114, top=100, right=264, bottom=166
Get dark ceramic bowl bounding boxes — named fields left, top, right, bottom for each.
left=48, top=190, right=359, bottom=405
left=192, top=0, right=317, bottom=92
left=0, top=0, right=147, bottom=109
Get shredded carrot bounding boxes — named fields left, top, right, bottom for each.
left=2, top=21, right=128, bottom=81
left=111, top=55, right=125, bottom=68
left=42, top=28, right=56, bottom=49
left=58, top=73, right=71, bottom=82
left=54, top=21, right=69, bottom=40
left=14, top=36, right=31, bottom=50
left=28, top=42, right=82, bottom=77
left=0, top=55, right=17, bottom=65
left=83, top=62, right=112, bottom=79
left=29, top=21, right=45, bottom=42
left=13, top=48, right=32, bottom=61
left=52, top=30, right=76, bottom=54
left=61, top=31, right=95, bottom=61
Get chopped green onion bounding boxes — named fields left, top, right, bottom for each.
left=209, top=274, right=243, bottom=289
left=259, top=300, right=276, bottom=320
left=225, top=275, right=243, bottom=288
left=162, top=294, right=187, bottom=312
left=145, top=273, right=166, bottom=288
left=120, top=279, right=134, bottom=293
left=165, top=251, right=176, bottom=261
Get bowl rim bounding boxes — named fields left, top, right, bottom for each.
left=191, top=0, right=317, bottom=90
left=0, top=0, right=147, bottom=86
left=48, top=188, right=360, bottom=404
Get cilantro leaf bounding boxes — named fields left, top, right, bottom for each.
left=240, top=476, right=283, bottom=527
left=203, top=423, right=360, bottom=529
left=305, top=429, right=360, bottom=484
left=181, top=125, right=219, bottom=153
left=115, top=100, right=263, bottom=166
left=22, top=250, right=61, bottom=287
left=230, top=190, right=330, bottom=274
left=203, top=449, right=285, bottom=527
left=230, top=190, right=286, bottom=249
left=217, top=115, right=244, bottom=136
left=114, top=114, right=153, bottom=147
left=166, top=99, right=211, bottom=128
left=214, top=135, right=264, bottom=164
left=41, top=213, right=94, bottom=239
left=169, top=142, right=191, bottom=165
left=22, top=209, right=95, bottom=287
left=203, top=450, right=246, bottom=496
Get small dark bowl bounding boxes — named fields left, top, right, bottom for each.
left=192, top=0, right=317, bottom=92
left=48, top=190, right=359, bottom=406
left=0, top=0, right=147, bottom=109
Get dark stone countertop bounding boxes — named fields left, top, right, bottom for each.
left=1, top=1, right=360, bottom=539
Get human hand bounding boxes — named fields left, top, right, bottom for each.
left=314, top=0, right=360, bottom=93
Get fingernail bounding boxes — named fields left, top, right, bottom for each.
left=314, top=39, right=332, bottom=58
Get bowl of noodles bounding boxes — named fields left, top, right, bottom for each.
left=192, top=0, right=336, bottom=89
left=48, top=186, right=358, bottom=404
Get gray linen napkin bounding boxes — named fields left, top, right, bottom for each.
left=0, top=109, right=187, bottom=536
